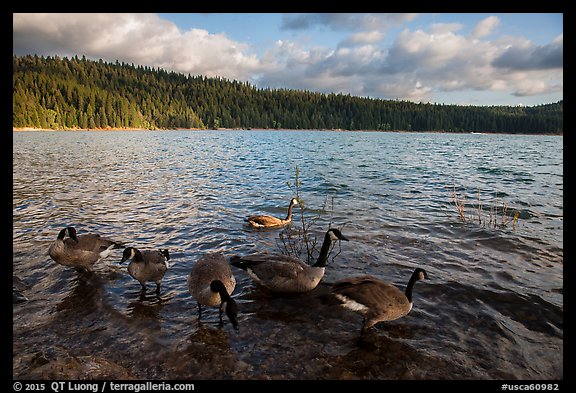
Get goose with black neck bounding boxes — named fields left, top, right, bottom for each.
left=230, top=228, right=349, bottom=294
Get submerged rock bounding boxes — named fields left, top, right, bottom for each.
left=22, top=351, right=134, bottom=380
left=13, top=275, right=30, bottom=304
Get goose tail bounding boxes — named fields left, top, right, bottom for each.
left=229, top=255, right=245, bottom=269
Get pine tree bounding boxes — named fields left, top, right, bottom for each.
left=12, top=55, right=563, bottom=133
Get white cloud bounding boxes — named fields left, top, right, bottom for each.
left=373, top=79, right=434, bottom=102
left=281, top=13, right=419, bottom=31
left=13, top=13, right=563, bottom=105
left=340, top=31, right=384, bottom=47
left=386, top=27, right=472, bottom=70
left=492, top=34, right=563, bottom=70
left=430, top=23, right=464, bottom=35
left=471, top=16, right=500, bottom=39
left=13, top=13, right=262, bottom=81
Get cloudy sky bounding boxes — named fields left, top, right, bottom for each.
left=13, top=13, right=563, bottom=106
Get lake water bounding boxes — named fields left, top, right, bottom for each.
left=13, top=130, right=563, bottom=380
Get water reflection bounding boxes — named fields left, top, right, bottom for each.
left=13, top=275, right=30, bottom=304
left=55, top=271, right=104, bottom=315
left=127, top=299, right=165, bottom=324
left=188, top=323, right=232, bottom=349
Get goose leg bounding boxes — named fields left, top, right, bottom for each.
left=139, top=283, right=147, bottom=300
left=219, top=305, right=224, bottom=326
left=197, top=302, right=202, bottom=319
left=357, top=318, right=367, bottom=345
left=155, top=282, right=161, bottom=297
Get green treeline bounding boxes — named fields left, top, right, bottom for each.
left=13, top=55, right=563, bottom=133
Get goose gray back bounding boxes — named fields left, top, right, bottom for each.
left=245, top=198, right=299, bottom=228
left=121, top=247, right=170, bottom=299
left=48, top=226, right=123, bottom=272
left=230, top=228, right=348, bottom=294
left=332, top=268, right=428, bottom=339
left=188, top=253, right=238, bottom=330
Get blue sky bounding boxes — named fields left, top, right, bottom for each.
left=13, top=13, right=563, bottom=106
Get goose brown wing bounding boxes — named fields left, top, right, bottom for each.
left=232, top=254, right=305, bottom=280
left=332, top=276, right=406, bottom=309
left=246, top=215, right=283, bottom=226
left=140, top=250, right=169, bottom=266
left=66, top=234, right=120, bottom=252
left=138, top=250, right=169, bottom=279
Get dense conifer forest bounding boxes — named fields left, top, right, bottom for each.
left=13, top=55, right=563, bottom=133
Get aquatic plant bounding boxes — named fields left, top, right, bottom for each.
left=451, top=180, right=520, bottom=230
left=278, top=165, right=343, bottom=264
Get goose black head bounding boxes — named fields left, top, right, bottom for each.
left=121, top=247, right=136, bottom=263
left=211, top=280, right=239, bottom=331
left=160, top=249, right=170, bottom=261
left=290, top=198, right=299, bottom=206
left=66, top=226, right=79, bottom=243
left=57, top=228, right=67, bottom=240
left=327, top=228, right=349, bottom=242
left=414, top=268, right=429, bottom=281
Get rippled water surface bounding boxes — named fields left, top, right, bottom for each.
left=13, top=130, right=563, bottom=380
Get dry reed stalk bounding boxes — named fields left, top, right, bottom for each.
left=451, top=180, right=519, bottom=231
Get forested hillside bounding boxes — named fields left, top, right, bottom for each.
left=13, top=55, right=563, bottom=133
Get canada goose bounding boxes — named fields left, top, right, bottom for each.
left=188, top=252, right=238, bottom=330
left=332, top=268, right=428, bottom=339
left=230, top=228, right=349, bottom=294
left=121, top=247, right=170, bottom=299
left=245, top=198, right=299, bottom=228
left=48, top=226, right=123, bottom=272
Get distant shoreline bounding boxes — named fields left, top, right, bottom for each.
left=12, top=127, right=562, bottom=136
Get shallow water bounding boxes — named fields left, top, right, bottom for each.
left=13, top=130, right=563, bottom=379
